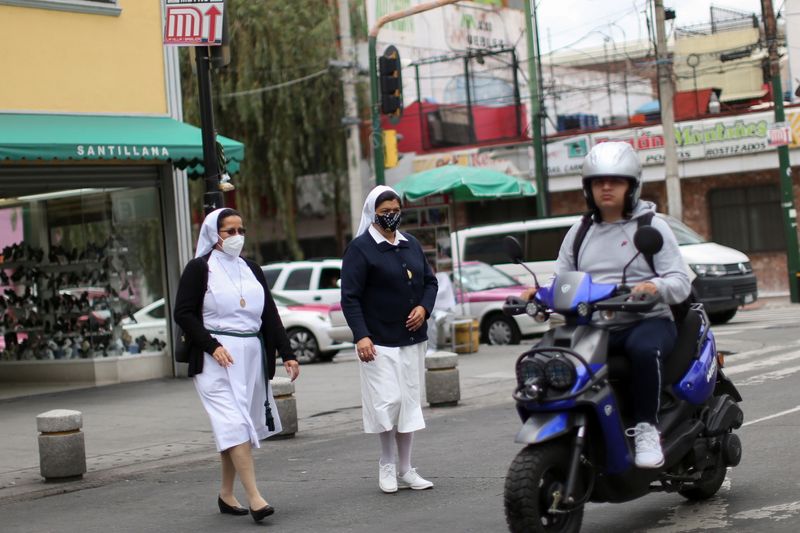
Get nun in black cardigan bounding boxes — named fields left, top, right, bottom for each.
left=341, top=185, right=438, bottom=494
left=173, top=207, right=299, bottom=522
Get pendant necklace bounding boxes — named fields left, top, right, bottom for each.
left=216, top=255, right=246, bottom=308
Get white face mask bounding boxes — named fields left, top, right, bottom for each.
left=220, top=234, right=245, bottom=257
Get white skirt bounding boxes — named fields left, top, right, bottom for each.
left=194, top=335, right=282, bottom=452
left=359, top=342, right=426, bottom=434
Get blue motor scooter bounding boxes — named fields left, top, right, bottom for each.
left=501, top=227, right=743, bottom=533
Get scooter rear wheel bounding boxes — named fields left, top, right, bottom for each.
left=678, top=452, right=727, bottom=501
left=504, top=440, right=584, bottom=533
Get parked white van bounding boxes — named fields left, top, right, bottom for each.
left=451, top=214, right=757, bottom=324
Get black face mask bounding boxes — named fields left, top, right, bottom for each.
left=375, top=211, right=402, bottom=232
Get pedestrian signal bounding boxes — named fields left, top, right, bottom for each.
left=379, top=45, right=403, bottom=121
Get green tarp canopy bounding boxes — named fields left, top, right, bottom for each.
left=393, top=164, right=536, bottom=202
left=0, top=113, right=244, bottom=177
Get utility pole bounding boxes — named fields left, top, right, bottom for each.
left=337, top=0, right=364, bottom=238
left=195, top=45, right=224, bottom=215
left=654, top=0, right=682, bottom=220
left=762, top=0, right=800, bottom=302
left=604, top=38, right=614, bottom=121
left=524, top=0, right=548, bottom=217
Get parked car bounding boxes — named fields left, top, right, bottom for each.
left=451, top=214, right=757, bottom=324
left=122, top=294, right=351, bottom=364
left=261, top=259, right=342, bottom=304
left=327, top=261, right=550, bottom=346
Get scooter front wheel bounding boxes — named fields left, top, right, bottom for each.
left=504, top=440, right=584, bottom=533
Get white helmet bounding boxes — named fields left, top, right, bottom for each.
left=581, top=142, right=642, bottom=216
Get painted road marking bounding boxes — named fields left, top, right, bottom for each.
left=742, top=405, right=800, bottom=427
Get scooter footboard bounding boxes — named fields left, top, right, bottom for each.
left=515, top=413, right=573, bottom=444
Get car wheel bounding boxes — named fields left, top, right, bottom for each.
left=287, top=327, right=320, bottom=364
left=708, top=309, right=737, bottom=325
left=318, top=350, right=337, bottom=362
left=483, top=314, right=521, bottom=345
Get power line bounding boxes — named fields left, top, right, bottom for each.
left=218, top=68, right=331, bottom=98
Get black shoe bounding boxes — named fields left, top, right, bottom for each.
left=249, top=504, right=275, bottom=522
left=218, top=496, right=248, bottom=516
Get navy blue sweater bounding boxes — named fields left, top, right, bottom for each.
left=341, top=230, right=438, bottom=347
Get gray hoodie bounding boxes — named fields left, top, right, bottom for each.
left=554, top=200, right=691, bottom=328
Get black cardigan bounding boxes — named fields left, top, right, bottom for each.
left=173, top=254, right=296, bottom=378
left=341, top=231, right=438, bottom=347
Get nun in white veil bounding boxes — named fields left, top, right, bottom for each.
left=341, top=186, right=439, bottom=494
left=174, top=207, right=299, bottom=522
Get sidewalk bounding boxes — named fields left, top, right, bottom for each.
left=0, top=343, right=523, bottom=503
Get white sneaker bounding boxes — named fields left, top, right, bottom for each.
left=379, top=462, right=398, bottom=493
left=626, top=422, right=665, bottom=469
left=398, top=468, right=434, bottom=490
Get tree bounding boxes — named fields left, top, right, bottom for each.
left=181, top=0, right=349, bottom=260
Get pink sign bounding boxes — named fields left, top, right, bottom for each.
left=163, top=0, right=224, bottom=46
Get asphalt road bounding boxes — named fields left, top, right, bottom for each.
left=2, top=304, right=800, bottom=532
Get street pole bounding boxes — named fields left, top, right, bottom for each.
left=654, top=0, right=682, bottom=220
left=762, top=0, right=800, bottom=302
left=337, top=0, right=365, bottom=237
left=369, top=0, right=461, bottom=186
left=524, top=0, right=548, bottom=217
left=195, top=45, right=224, bottom=215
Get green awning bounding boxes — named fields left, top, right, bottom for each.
left=0, top=113, right=244, bottom=176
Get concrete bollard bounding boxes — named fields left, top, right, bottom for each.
left=271, top=377, right=297, bottom=438
left=425, top=351, right=460, bottom=407
left=36, top=409, right=87, bottom=481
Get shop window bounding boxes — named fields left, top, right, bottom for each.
left=284, top=268, right=312, bottom=290
left=0, top=0, right=121, bottom=16
left=709, top=185, right=785, bottom=253
left=0, top=187, right=166, bottom=361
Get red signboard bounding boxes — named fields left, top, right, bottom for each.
left=163, top=0, right=224, bottom=46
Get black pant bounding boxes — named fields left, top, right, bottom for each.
left=608, top=318, right=677, bottom=425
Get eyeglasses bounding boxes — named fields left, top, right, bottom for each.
left=220, top=228, right=246, bottom=236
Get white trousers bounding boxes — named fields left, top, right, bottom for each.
left=359, top=342, right=426, bottom=434
left=194, top=335, right=282, bottom=452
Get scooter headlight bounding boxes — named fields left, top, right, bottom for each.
left=545, top=357, right=576, bottom=391
left=518, top=357, right=545, bottom=387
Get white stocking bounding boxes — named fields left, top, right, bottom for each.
left=396, top=431, right=414, bottom=475
left=379, top=428, right=396, bottom=465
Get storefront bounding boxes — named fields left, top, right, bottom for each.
left=0, top=113, right=243, bottom=387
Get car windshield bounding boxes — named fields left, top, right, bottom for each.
left=659, top=214, right=706, bottom=245
left=272, top=294, right=301, bottom=307
left=454, top=263, right=519, bottom=292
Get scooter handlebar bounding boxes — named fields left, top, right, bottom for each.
left=594, top=291, right=661, bottom=312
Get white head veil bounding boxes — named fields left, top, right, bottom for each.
left=356, top=185, right=400, bottom=237
left=194, top=208, right=227, bottom=258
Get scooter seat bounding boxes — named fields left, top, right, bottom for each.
left=607, top=310, right=702, bottom=386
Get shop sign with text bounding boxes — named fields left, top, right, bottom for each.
left=547, top=110, right=800, bottom=177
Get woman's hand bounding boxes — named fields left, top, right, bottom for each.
left=356, top=337, right=376, bottom=362
left=521, top=287, right=538, bottom=300
left=632, top=281, right=658, bottom=295
left=406, top=305, right=426, bottom=331
left=284, top=360, right=300, bottom=381
left=212, top=345, right=234, bottom=367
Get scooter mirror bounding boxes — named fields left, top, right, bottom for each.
left=634, top=226, right=663, bottom=256
left=503, top=236, right=524, bottom=263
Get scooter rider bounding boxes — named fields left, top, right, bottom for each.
left=523, top=141, right=691, bottom=468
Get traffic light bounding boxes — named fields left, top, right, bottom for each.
left=384, top=130, right=399, bottom=168
left=379, top=45, right=403, bottom=120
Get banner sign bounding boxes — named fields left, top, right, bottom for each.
left=163, top=0, right=224, bottom=46
left=546, top=110, right=800, bottom=177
